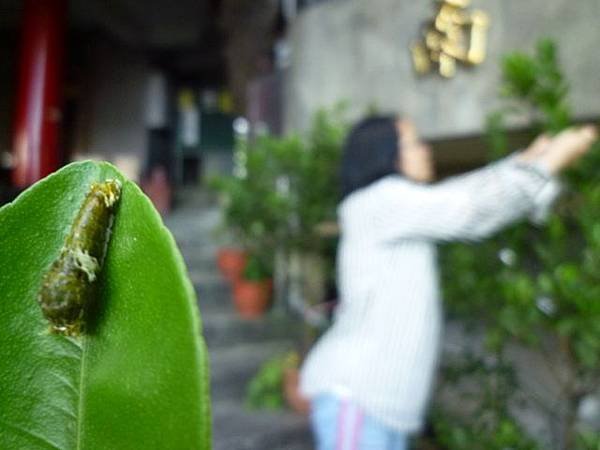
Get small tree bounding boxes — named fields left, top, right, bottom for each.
left=438, top=39, right=600, bottom=450
left=211, top=107, right=349, bottom=317
left=211, top=106, right=348, bottom=254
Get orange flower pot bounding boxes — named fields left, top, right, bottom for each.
left=233, top=279, right=272, bottom=318
left=216, top=248, right=247, bottom=282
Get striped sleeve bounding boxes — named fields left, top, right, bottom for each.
left=371, top=157, right=561, bottom=242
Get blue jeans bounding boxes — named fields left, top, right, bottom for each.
left=310, top=394, right=410, bottom=450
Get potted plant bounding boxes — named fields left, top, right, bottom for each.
left=209, top=176, right=251, bottom=284
left=246, top=353, right=287, bottom=410
left=283, top=106, right=348, bottom=349
left=216, top=247, right=247, bottom=283
left=209, top=135, right=291, bottom=288
left=233, top=253, right=273, bottom=318
left=246, top=351, right=310, bottom=415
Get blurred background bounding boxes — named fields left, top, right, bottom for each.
left=1, top=0, right=600, bottom=449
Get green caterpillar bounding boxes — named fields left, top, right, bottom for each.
left=38, top=179, right=121, bottom=336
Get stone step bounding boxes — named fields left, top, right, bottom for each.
left=188, top=267, right=225, bottom=288
left=165, top=195, right=314, bottom=449
left=192, top=276, right=301, bottom=327
left=202, top=310, right=304, bottom=349
left=167, top=196, right=220, bottom=218
left=194, top=278, right=233, bottom=317
left=178, top=238, right=219, bottom=253
left=176, top=234, right=220, bottom=251
left=172, top=187, right=219, bottom=208
left=211, top=399, right=312, bottom=450
left=181, top=252, right=221, bottom=271
left=209, top=340, right=296, bottom=403
left=198, top=302, right=234, bottom=324
left=165, top=209, right=222, bottom=250
left=180, top=254, right=220, bottom=275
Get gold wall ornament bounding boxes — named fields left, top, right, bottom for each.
left=411, top=0, right=490, bottom=78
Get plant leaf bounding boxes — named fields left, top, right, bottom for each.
left=0, top=161, right=211, bottom=450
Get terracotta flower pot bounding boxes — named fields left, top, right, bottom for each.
left=283, top=367, right=310, bottom=415
left=216, top=248, right=247, bottom=282
left=233, top=278, right=272, bottom=318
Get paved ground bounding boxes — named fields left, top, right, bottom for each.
left=165, top=189, right=313, bottom=450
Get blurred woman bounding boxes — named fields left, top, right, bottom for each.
left=300, top=116, right=597, bottom=450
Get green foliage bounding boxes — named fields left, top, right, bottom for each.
left=501, top=39, right=571, bottom=133
left=434, top=414, right=540, bottom=450
left=444, top=38, right=600, bottom=366
left=438, top=38, right=600, bottom=449
left=0, top=162, right=211, bottom=449
left=577, top=430, right=600, bottom=450
left=246, top=356, right=285, bottom=410
left=297, top=105, right=349, bottom=238
left=245, top=352, right=298, bottom=410
left=211, top=105, right=349, bottom=258
left=433, top=354, right=540, bottom=450
left=485, top=111, right=509, bottom=161
left=209, top=134, right=298, bottom=252
left=243, top=253, right=272, bottom=281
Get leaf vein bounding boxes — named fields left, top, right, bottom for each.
left=75, top=336, right=88, bottom=450
left=50, top=371, right=78, bottom=395
left=0, top=419, right=62, bottom=450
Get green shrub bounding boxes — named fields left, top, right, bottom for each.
left=438, top=39, right=600, bottom=450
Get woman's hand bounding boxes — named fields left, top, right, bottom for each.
left=518, top=125, right=598, bottom=174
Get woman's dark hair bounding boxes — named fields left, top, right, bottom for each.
left=340, top=115, right=400, bottom=199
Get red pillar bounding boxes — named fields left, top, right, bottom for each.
left=12, top=0, right=67, bottom=188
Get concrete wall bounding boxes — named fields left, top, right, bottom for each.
left=72, top=42, right=148, bottom=181
left=285, top=0, right=600, bottom=138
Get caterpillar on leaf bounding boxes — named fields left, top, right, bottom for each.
left=38, top=179, right=121, bottom=336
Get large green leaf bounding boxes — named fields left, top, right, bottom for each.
left=0, top=161, right=211, bottom=449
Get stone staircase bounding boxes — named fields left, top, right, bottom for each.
left=165, top=190, right=313, bottom=450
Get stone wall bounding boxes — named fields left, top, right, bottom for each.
left=71, top=41, right=148, bottom=181
left=285, top=0, right=600, bottom=138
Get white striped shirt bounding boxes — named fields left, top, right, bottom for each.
left=299, top=156, right=560, bottom=432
